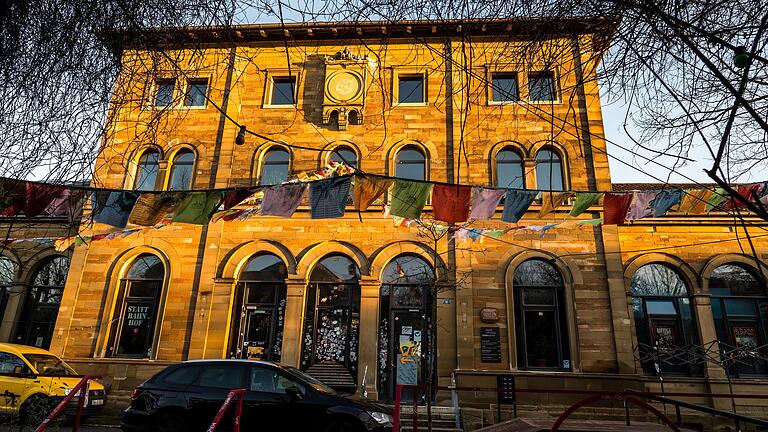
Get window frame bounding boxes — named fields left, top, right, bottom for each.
left=392, top=69, right=428, bottom=107
left=394, top=145, right=429, bottom=181
left=326, top=145, right=359, bottom=169
left=488, top=71, right=520, bottom=105
left=493, top=146, right=526, bottom=189
left=257, top=146, right=292, bottom=186
left=534, top=147, right=567, bottom=193
left=15, top=256, right=69, bottom=349
left=132, top=148, right=162, bottom=191
left=166, top=148, right=196, bottom=191
left=183, top=77, right=210, bottom=108
left=263, top=70, right=301, bottom=109
left=152, top=78, right=176, bottom=108
left=526, top=70, right=561, bottom=104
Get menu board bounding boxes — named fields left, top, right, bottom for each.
left=480, top=327, right=502, bottom=363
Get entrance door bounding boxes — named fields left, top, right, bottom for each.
left=241, top=307, right=275, bottom=360
left=390, top=309, right=427, bottom=402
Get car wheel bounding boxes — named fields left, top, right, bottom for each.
left=20, top=395, right=54, bottom=426
left=324, top=419, right=363, bottom=432
left=155, top=412, right=187, bottom=432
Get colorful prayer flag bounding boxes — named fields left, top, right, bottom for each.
left=129, top=192, right=185, bottom=226
left=501, top=190, right=537, bottom=223
left=309, top=177, right=352, bottom=219
left=603, top=193, right=633, bottom=225
left=706, top=188, right=728, bottom=212
left=678, top=190, right=712, bottom=214
left=469, top=187, right=505, bottom=220
left=172, top=191, right=223, bottom=225
left=432, top=184, right=471, bottom=224
left=650, top=189, right=683, bottom=217
left=627, top=192, right=657, bottom=221
left=353, top=176, right=392, bottom=211
left=389, top=180, right=432, bottom=219
left=538, top=192, right=573, bottom=218
left=91, top=191, right=140, bottom=228
left=261, top=183, right=307, bottom=217
left=222, top=187, right=259, bottom=210
left=569, top=192, right=603, bottom=217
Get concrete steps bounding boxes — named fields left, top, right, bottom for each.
left=396, top=405, right=462, bottom=432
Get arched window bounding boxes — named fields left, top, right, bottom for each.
left=134, top=149, right=161, bottom=191
left=631, top=263, right=701, bottom=375
left=108, top=254, right=164, bottom=358
left=329, top=146, right=358, bottom=169
left=16, top=256, right=69, bottom=349
left=259, top=148, right=290, bottom=185
left=0, top=256, right=16, bottom=325
left=513, top=259, right=571, bottom=370
left=710, top=264, right=768, bottom=376
left=378, top=254, right=434, bottom=402
left=496, top=147, right=525, bottom=189
left=168, top=149, right=195, bottom=190
left=535, top=148, right=565, bottom=192
left=395, top=146, right=426, bottom=181
left=301, top=254, right=361, bottom=391
left=229, top=253, right=288, bottom=361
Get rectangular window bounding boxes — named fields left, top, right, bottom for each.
left=398, top=75, right=425, bottom=104
left=184, top=79, right=208, bottom=107
left=154, top=79, right=175, bottom=107
left=528, top=71, right=556, bottom=101
left=271, top=77, right=296, bottom=105
left=491, top=72, right=519, bottom=102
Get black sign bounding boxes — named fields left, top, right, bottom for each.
left=497, top=375, right=516, bottom=404
left=480, top=327, right=501, bottom=363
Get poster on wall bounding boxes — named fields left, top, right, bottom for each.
left=733, top=325, right=759, bottom=350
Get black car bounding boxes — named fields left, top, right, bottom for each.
left=121, top=360, right=394, bottom=432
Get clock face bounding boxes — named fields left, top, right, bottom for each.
left=327, top=71, right=362, bottom=102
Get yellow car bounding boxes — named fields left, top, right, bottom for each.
left=0, top=343, right=106, bottom=423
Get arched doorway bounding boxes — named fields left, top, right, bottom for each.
left=229, top=253, right=288, bottom=361
left=378, top=254, right=434, bottom=402
left=631, top=263, right=701, bottom=376
left=16, top=255, right=69, bottom=349
left=301, top=254, right=361, bottom=391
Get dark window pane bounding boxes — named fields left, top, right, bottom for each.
left=391, top=285, right=424, bottom=308
left=630, top=263, right=688, bottom=297
left=513, top=259, right=562, bottom=287
left=116, top=300, right=156, bottom=356
left=398, top=76, right=424, bottom=104
left=395, top=147, right=426, bottom=181
left=725, top=299, right=758, bottom=316
left=155, top=80, right=175, bottom=107
left=529, top=72, right=556, bottom=101
left=523, top=288, right=555, bottom=306
left=330, top=147, right=357, bottom=168
left=128, top=281, right=160, bottom=298
left=126, top=254, right=164, bottom=280
left=710, top=264, right=765, bottom=297
left=491, top=73, right=519, bottom=102
left=241, top=254, right=287, bottom=282
left=135, top=151, right=160, bottom=191
left=245, top=284, right=278, bottom=304
left=185, top=79, right=207, bottom=106
left=382, top=255, right=433, bottom=285
left=260, top=149, right=290, bottom=185
left=271, top=77, right=296, bottom=105
left=250, top=367, right=302, bottom=394
left=496, top=148, right=524, bottom=189
left=32, top=257, right=69, bottom=287
left=199, top=365, right=245, bottom=389
left=0, top=257, right=15, bottom=285
left=524, top=310, right=558, bottom=368
left=646, top=300, right=677, bottom=315
left=535, top=149, right=564, bottom=192
left=0, top=353, right=29, bottom=374
left=161, top=365, right=203, bottom=385
left=169, top=150, right=195, bottom=190
left=310, top=255, right=360, bottom=283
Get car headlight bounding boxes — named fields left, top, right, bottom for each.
left=369, top=411, right=393, bottom=424
left=63, top=388, right=72, bottom=396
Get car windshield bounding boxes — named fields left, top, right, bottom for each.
left=24, top=354, right=79, bottom=376
left=283, top=366, right=337, bottom=395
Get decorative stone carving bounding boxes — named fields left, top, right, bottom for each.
left=322, top=48, right=369, bottom=130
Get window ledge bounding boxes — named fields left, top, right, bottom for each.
left=393, top=102, right=429, bottom=107
left=263, top=103, right=298, bottom=109
left=527, top=99, right=563, bottom=105
left=488, top=100, right=521, bottom=106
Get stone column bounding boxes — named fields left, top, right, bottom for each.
left=195, top=277, right=236, bottom=359
left=692, top=294, right=731, bottom=410
left=454, top=243, right=474, bottom=370
left=280, top=277, right=307, bottom=368
left=358, top=277, right=381, bottom=398
left=155, top=160, right=169, bottom=190
left=524, top=158, right=537, bottom=189
left=601, top=225, right=637, bottom=373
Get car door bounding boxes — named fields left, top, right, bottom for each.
left=243, top=365, right=320, bottom=431
left=188, top=363, right=247, bottom=430
left=0, top=352, right=32, bottom=413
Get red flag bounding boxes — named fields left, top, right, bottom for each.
left=726, top=183, right=761, bottom=209
left=603, top=193, right=633, bottom=225
left=432, top=184, right=472, bottom=224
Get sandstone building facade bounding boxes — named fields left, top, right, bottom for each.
left=5, top=18, right=764, bottom=419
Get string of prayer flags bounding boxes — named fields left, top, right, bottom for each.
left=389, top=180, right=432, bottom=219
left=432, top=184, right=471, bottom=224
left=25, top=183, right=68, bottom=218
left=627, top=192, right=656, bottom=221
left=222, top=187, right=259, bottom=210
left=261, top=183, right=307, bottom=217
left=310, top=177, right=352, bottom=219
left=129, top=192, right=185, bottom=226
left=469, top=187, right=505, bottom=220
left=501, top=190, right=537, bottom=223
left=172, top=191, right=223, bottom=225
left=91, top=191, right=140, bottom=228
left=353, top=176, right=392, bottom=212
left=539, top=192, right=574, bottom=218
left=569, top=192, right=602, bottom=217
left=706, top=188, right=728, bottom=212
left=603, top=193, right=633, bottom=225
left=678, top=189, right=712, bottom=214
left=45, top=189, right=86, bottom=222
left=651, top=189, right=683, bottom=217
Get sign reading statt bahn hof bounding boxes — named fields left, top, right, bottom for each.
left=480, top=327, right=502, bottom=363
left=118, top=301, right=154, bottom=356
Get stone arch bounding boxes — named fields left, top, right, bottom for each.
left=18, top=249, right=72, bottom=285
left=124, top=144, right=164, bottom=190
left=369, top=241, right=448, bottom=282
left=250, top=141, right=294, bottom=185
left=701, top=253, right=768, bottom=294
left=487, top=140, right=530, bottom=189
left=295, top=241, right=370, bottom=279
left=384, top=139, right=438, bottom=179
left=218, top=240, right=297, bottom=280
left=319, top=140, right=367, bottom=169
left=624, top=252, right=700, bottom=295
left=503, top=249, right=582, bottom=371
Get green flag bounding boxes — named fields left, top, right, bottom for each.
left=706, top=187, right=727, bottom=212
left=576, top=218, right=603, bottom=226
left=172, top=191, right=223, bottom=225
left=569, top=192, right=603, bottom=217
left=390, top=180, right=432, bottom=219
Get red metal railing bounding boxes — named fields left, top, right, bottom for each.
left=206, top=388, right=246, bottom=432
left=34, top=375, right=99, bottom=432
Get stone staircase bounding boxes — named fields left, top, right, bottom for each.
left=395, top=405, right=463, bottom=432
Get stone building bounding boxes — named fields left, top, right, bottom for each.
left=35, top=17, right=768, bottom=419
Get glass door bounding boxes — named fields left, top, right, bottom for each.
left=241, top=308, right=275, bottom=360
left=390, top=309, right=427, bottom=403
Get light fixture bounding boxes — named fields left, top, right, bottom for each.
left=235, top=125, right=247, bottom=145
left=733, top=46, right=749, bottom=68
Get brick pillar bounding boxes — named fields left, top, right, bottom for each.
left=280, top=277, right=306, bottom=368
left=358, top=277, right=381, bottom=398
left=454, top=242, right=474, bottom=370
left=601, top=224, right=637, bottom=373
left=0, top=282, right=26, bottom=343
left=692, top=294, right=731, bottom=410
